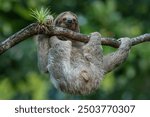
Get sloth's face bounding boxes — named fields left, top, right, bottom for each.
left=56, top=12, right=78, bottom=32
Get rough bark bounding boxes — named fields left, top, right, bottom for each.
left=0, top=23, right=150, bottom=54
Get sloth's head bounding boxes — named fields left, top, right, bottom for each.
left=53, top=11, right=80, bottom=32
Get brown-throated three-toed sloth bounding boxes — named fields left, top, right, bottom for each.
left=37, top=11, right=131, bottom=95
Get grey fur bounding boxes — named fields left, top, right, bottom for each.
left=47, top=32, right=104, bottom=95
left=37, top=11, right=80, bottom=73
left=37, top=35, right=50, bottom=73
left=37, top=11, right=131, bottom=95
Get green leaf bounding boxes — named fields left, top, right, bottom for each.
left=30, top=7, right=52, bottom=24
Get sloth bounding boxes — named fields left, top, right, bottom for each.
left=37, top=11, right=131, bottom=95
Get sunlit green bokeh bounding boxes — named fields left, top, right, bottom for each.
left=0, top=0, right=150, bottom=99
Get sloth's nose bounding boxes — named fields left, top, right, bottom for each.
left=66, top=19, right=73, bottom=24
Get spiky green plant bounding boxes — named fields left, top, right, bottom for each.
left=30, top=7, right=52, bottom=24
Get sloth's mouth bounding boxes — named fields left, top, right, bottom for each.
left=59, top=22, right=76, bottom=32
left=65, top=23, right=76, bottom=31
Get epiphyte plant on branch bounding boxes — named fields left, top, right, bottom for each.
left=0, top=8, right=150, bottom=95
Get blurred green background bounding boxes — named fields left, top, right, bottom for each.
left=0, top=0, right=150, bottom=100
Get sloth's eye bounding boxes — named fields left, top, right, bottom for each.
left=63, top=18, right=66, bottom=21
left=73, top=18, right=76, bottom=22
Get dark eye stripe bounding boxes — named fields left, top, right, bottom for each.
left=63, top=18, right=66, bottom=21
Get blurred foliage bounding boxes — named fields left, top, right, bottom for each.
left=0, top=0, right=150, bottom=100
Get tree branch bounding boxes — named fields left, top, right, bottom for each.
left=0, top=23, right=150, bottom=54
